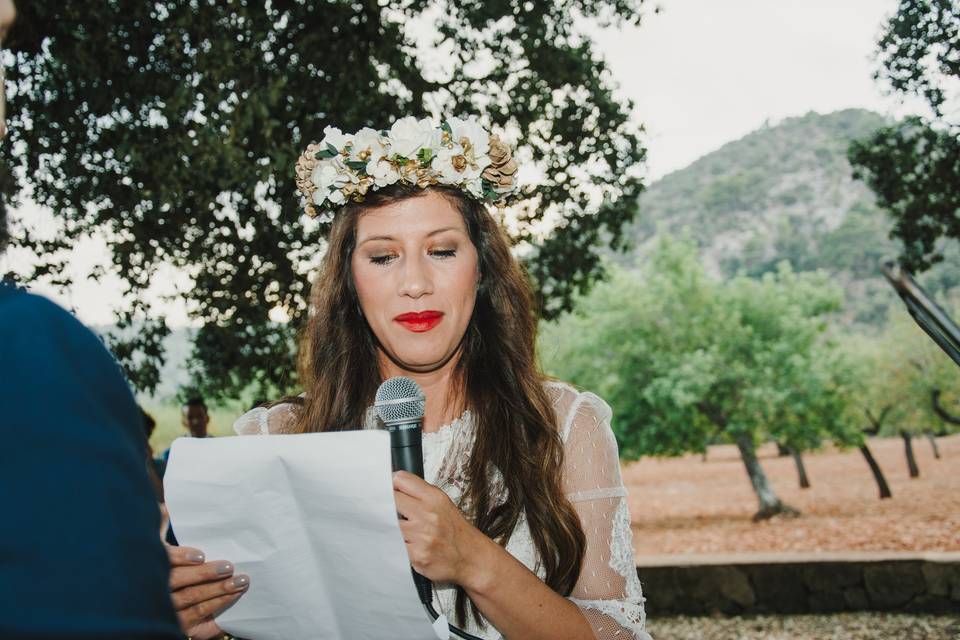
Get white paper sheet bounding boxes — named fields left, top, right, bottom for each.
left=164, top=431, right=440, bottom=640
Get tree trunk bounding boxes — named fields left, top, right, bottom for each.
left=859, top=444, right=892, bottom=499
left=790, top=448, right=811, bottom=489
left=734, top=433, right=800, bottom=520
left=925, top=431, right=941, bottom=459
left=776, top=442, right=791, bottom=457
left=900, top=430, right=920, bottom=478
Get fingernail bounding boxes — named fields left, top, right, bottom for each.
left=187, top=550, right=205, bottom=564
left=216, top=562, right=234, bottom=576
left=232, top=575, right=250, bottom=589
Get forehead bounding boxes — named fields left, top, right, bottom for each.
left=355, top=192, right=467, bottom=241
left=183, top=404, right=206, bottom=415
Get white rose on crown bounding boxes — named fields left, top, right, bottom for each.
left=311, top=161, right=350, bottom=204
left=388, top=116, right=438, bottom=158
left=447, top=116, right=491, bottom=162
left=431, top=144, right=467, bottom=185
left=320, top=125, right=352, bottom=152
left=369, top=157, right=401, bottom=187
left=350, top=127, right=387, bottom=165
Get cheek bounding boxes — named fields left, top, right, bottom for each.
left=352, top=262, right=383, bottom=316
left=449, top=261, right=480, bottom=314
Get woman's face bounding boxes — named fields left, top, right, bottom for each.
left=351, top=190, right=480, bottom=374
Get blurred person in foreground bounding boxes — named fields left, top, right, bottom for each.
left=0, top=3, right=180, bottom=626
left=0, top=207, right=182, bottom=635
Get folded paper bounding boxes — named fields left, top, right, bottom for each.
left=165, top=431, right=439, bottom=640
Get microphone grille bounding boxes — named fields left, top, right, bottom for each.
left=374, top=376, right=425, bottom=426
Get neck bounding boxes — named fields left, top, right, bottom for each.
left=378, top=351, right=464, bottom=433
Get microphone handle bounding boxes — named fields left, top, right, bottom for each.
left=388, top=421, right=432, bottom=603
left=389, top=421, right=424, bottom=479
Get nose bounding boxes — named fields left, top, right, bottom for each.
left=398, top=253, right=433, bottom=299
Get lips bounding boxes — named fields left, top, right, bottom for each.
left=394, top=310, right=444, bottom=333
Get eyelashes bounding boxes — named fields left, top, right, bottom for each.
left=368, top=249, right=457, bottom=265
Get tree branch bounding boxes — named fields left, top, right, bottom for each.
left=931, top=388, right=960, bottom=425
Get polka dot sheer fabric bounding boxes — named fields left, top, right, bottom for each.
left=233, top=381, right=651, bottom=640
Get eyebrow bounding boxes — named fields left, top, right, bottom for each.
left=356, top=226, right=465, bottom=247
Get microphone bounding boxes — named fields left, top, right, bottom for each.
left=374, top=377, right=482, bottom=640
left=374, top=376, right=426, bottom=479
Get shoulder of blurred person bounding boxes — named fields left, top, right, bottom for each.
left=0, top=286, right=181, bottom=638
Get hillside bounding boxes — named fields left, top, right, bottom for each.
left=619, top=109, right=959, bottom=325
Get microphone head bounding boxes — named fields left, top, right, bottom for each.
left=374, top=376, right=425, bottom=427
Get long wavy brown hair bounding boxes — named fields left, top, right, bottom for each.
left=292, top=183, right=585, bottom=625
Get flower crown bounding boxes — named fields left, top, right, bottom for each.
left=295, top=116, right=519, bottom=222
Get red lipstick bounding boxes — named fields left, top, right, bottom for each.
left=394, top=310, right=444, bottom=333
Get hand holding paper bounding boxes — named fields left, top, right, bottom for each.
left=164, top=430, right=441, bottom=640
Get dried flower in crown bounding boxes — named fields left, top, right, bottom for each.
left=294, top=116, right=521, bottom=222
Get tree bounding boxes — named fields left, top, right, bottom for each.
left=540, top=239, right=856, bottom=520
left=2, top=0, right=646, bottom=398
left=848, top=0, right=959, bottom=273
left=768, top=348, right=862, bottom=490
left=848, top=303, right=959, bottom=483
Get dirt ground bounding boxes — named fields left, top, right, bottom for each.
left=645, top=612, right=960, bottom=640
left=623, top=434, right=960, bottom=556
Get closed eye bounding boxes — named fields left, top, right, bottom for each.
left=430, top=249, right=457, bottom=259
left=369, top=254, right=397, bottom=265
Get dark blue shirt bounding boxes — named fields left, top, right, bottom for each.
left=0, top=283, right=182, bottom=639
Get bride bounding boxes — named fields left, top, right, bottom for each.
left=168, top=116, right=651, bottom=640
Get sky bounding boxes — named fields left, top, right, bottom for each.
left=594, top=0, right=911, bottom=180
left=3, top=0, right=916, bottom=326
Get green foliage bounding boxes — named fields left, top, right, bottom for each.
left=848, top=0, right=960, bottom=272
left=818, top=200, right=897, bottom=279
left=874, top=0, right=959, bottom=118
left=3, top=0, right=646, bottom=399
left=849, top=117, right=960, bottom=272
left=541, top=238, right=859, bottom=460
left=846, top=301, right=960, bottom=436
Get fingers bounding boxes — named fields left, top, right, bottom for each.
left=392, top=471, right=433, bottom=498
left=185, top=619, right=224, bottom=640
left=171, top=573, right=250, bottom=611
left=394, top=490, right=419, bottom=521
left=167, top=545, right=206, bottom=567
left=170, top=559, right=236, bottom=591
left=177, top=590, right=247, bottom=633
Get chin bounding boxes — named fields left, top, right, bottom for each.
left=386, top=346, right=458, bottom=373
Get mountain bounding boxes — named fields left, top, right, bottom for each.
left=617, top=109, right=959, bottom=325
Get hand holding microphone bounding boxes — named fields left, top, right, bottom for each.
left=376, top=377, right=485, bottom=640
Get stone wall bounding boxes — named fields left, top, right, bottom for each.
left=636, top=552, right=960, bottom=616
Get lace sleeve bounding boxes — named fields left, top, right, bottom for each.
left=232, top=401, right=300, bottom=435
left=551, top=384, right=652, bottom=640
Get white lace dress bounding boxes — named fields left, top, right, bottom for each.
left=233, top=381, right=651, bottom=640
